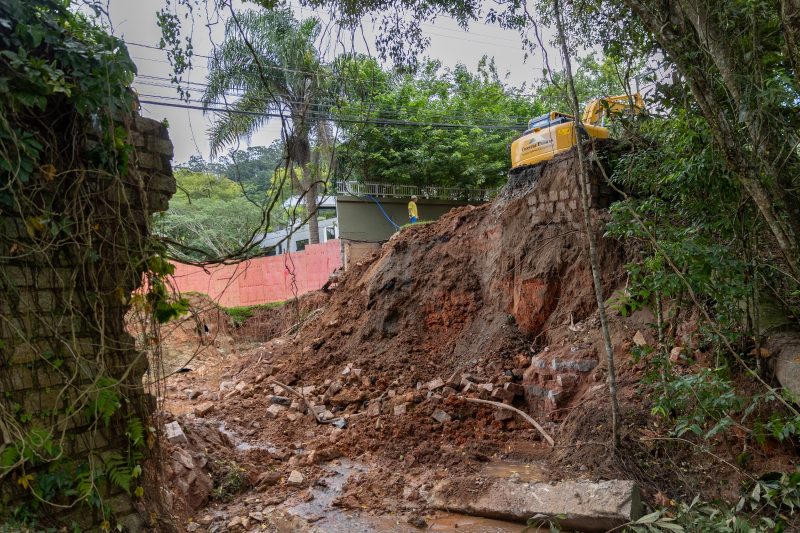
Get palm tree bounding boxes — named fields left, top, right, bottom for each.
left=202, top=8, right=330, bottom=244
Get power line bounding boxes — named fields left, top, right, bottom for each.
left=137, top=87, right=536, bottom=125
left=138, top=98, right=527, bottom=130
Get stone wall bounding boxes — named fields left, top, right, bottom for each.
left=0, top=114, right=175, bottom=529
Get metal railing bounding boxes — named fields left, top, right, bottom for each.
left=336, top=180, right=498, bottom=202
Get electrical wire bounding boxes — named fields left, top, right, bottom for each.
left=137, top=98, right=528, bottom=130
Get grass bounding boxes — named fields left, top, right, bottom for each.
left=211, top=459, right=247, bottom=502
left=224, top=302, right=285, bottom=326
left=223, top=301, right=286, bottom=327
left=400, top=219, right=435, bottom=229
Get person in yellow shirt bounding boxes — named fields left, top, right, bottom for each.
left=408, top=195, right=418, bottom=223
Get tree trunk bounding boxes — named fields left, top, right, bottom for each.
left=553, top=0, right=622, bottom=448
left=622, top=0, right=800, bottom=279
left=304, top=172, right=320, bottom=245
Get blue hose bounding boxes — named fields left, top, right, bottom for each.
left=365, top=194, right=402, bottom=231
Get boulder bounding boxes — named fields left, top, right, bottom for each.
left=430, top=478, right=641, bottom=532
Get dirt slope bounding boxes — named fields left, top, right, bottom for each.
left=154, top=151, right=790, bottom=531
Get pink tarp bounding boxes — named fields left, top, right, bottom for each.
left=169, top=240, right=341, bottom=307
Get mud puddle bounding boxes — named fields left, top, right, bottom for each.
left=282, top=459, right=534, bottom=532
left=217, top=421, right=279, bottom=453
left=481, top=460, right=547, bottom=483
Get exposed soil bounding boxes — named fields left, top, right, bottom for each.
left=148, top=151, right=797, bottom=532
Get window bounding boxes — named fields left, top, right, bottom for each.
left=326, top=226, right=337, bottom=241
left=295, top=239, right=309, bottom=252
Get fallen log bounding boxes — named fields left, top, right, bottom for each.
left=464, top=397, right=555, bottom=446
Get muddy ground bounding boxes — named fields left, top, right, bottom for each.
left=145, top=152, right=796, bottom=532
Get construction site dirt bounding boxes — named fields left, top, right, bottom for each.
left=147, top=152, right=797, bottom=532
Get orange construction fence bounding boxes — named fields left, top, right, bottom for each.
left=169, top=240, right=342, bottom=307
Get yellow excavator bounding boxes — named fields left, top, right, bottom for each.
left=510, top=93, right=644, bottom=172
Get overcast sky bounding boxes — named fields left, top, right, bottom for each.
left=104, top=0, right=563, bottom=164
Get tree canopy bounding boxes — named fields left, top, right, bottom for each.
left=333, top=56, right=541, bottom=189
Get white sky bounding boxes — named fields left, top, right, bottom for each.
left=104, top=0, right=563, bottom=164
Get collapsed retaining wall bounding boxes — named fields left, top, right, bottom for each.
left=0, top=114, right=175, bottom=529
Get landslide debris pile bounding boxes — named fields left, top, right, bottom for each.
left=160, top=152, right=639, bottom=525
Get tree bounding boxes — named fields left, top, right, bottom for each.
left=202, top=8, right=332, bottom=244
left=155, top=169, right=267, bottom=260
left=334, top=56, right=541, bottom=189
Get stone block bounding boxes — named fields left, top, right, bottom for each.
left=430, top=478, right=642, bottom=531
left=165, top=421, right=187, bottom=444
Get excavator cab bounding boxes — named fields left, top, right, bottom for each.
left=510, top=93, right=643, bottom=173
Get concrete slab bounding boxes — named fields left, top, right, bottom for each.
left=429, top=477, right=641, bottom=532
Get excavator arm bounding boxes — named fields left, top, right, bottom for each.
left=581, top=93, right=644, bottom=126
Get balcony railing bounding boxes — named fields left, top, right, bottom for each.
left=336, top=180, right=497, bottom=202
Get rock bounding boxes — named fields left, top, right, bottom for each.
left=768, top=332, right=800, bottom=397
left=256, top=471, right=281, bottom=487
left=172, top=448, right=194, bottom=470
left=407, top=514, right=427, bottom=529
left=491, top=387, right=515, bottom=403
left=194, top=401, right=215, bottom=417
left=503, top=382, right=525, bottom=397
left=632, top=330, right=648, bottom=347
left=556, top=374, right=578, bottom=389
left=330, top=389, right=367, bottom=407
left=425, top=377, right=445, bottom=391
left=287, top=470, right=305, bottom=486
left=394, top=403, right=409, bottom=416
left=442, top=386, right=457, bottom=397
left=184, top=389, right=200, bottom=400
left=429, top=478, right=642, bottom=531
left=266, top=404, right=285, bottom=419
left=249, top=511, right=264, bottom=522
left=366, top=402, right=382, bottom=417
left=445, top=371, right=462, bottom=388
left=311, top=337, right=325, bottom=349
left=463, top=382, right=479, bottom=394
left=270, top=395, right=292, bottom=406
left=165, top=421, right=187, bottom=444
left=325, top=380, right=343, bottom=399
left=219, top=380, right=235, bottom=392
left=432, top=409, right=452, bottom=423
left=332, top=418, right=348, bottom=429
left=235, top=381, right=247, bottom=392
left=479, top=383, right=494, bottom=393
left=286, top=412, right=302, bottom=422
left=669, top=346, right=687, bottom=364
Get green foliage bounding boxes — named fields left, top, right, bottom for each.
left=628, top=470, right=800, bottom=532
left=0, top=0, right=136, bottom=199
left=155, top=169, right=268, bottom=260
left=335, top=56, right=540, bottom=189
left=224, top=301, right=285, bottom=327
left=211, top=459, right=247, bottom=502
